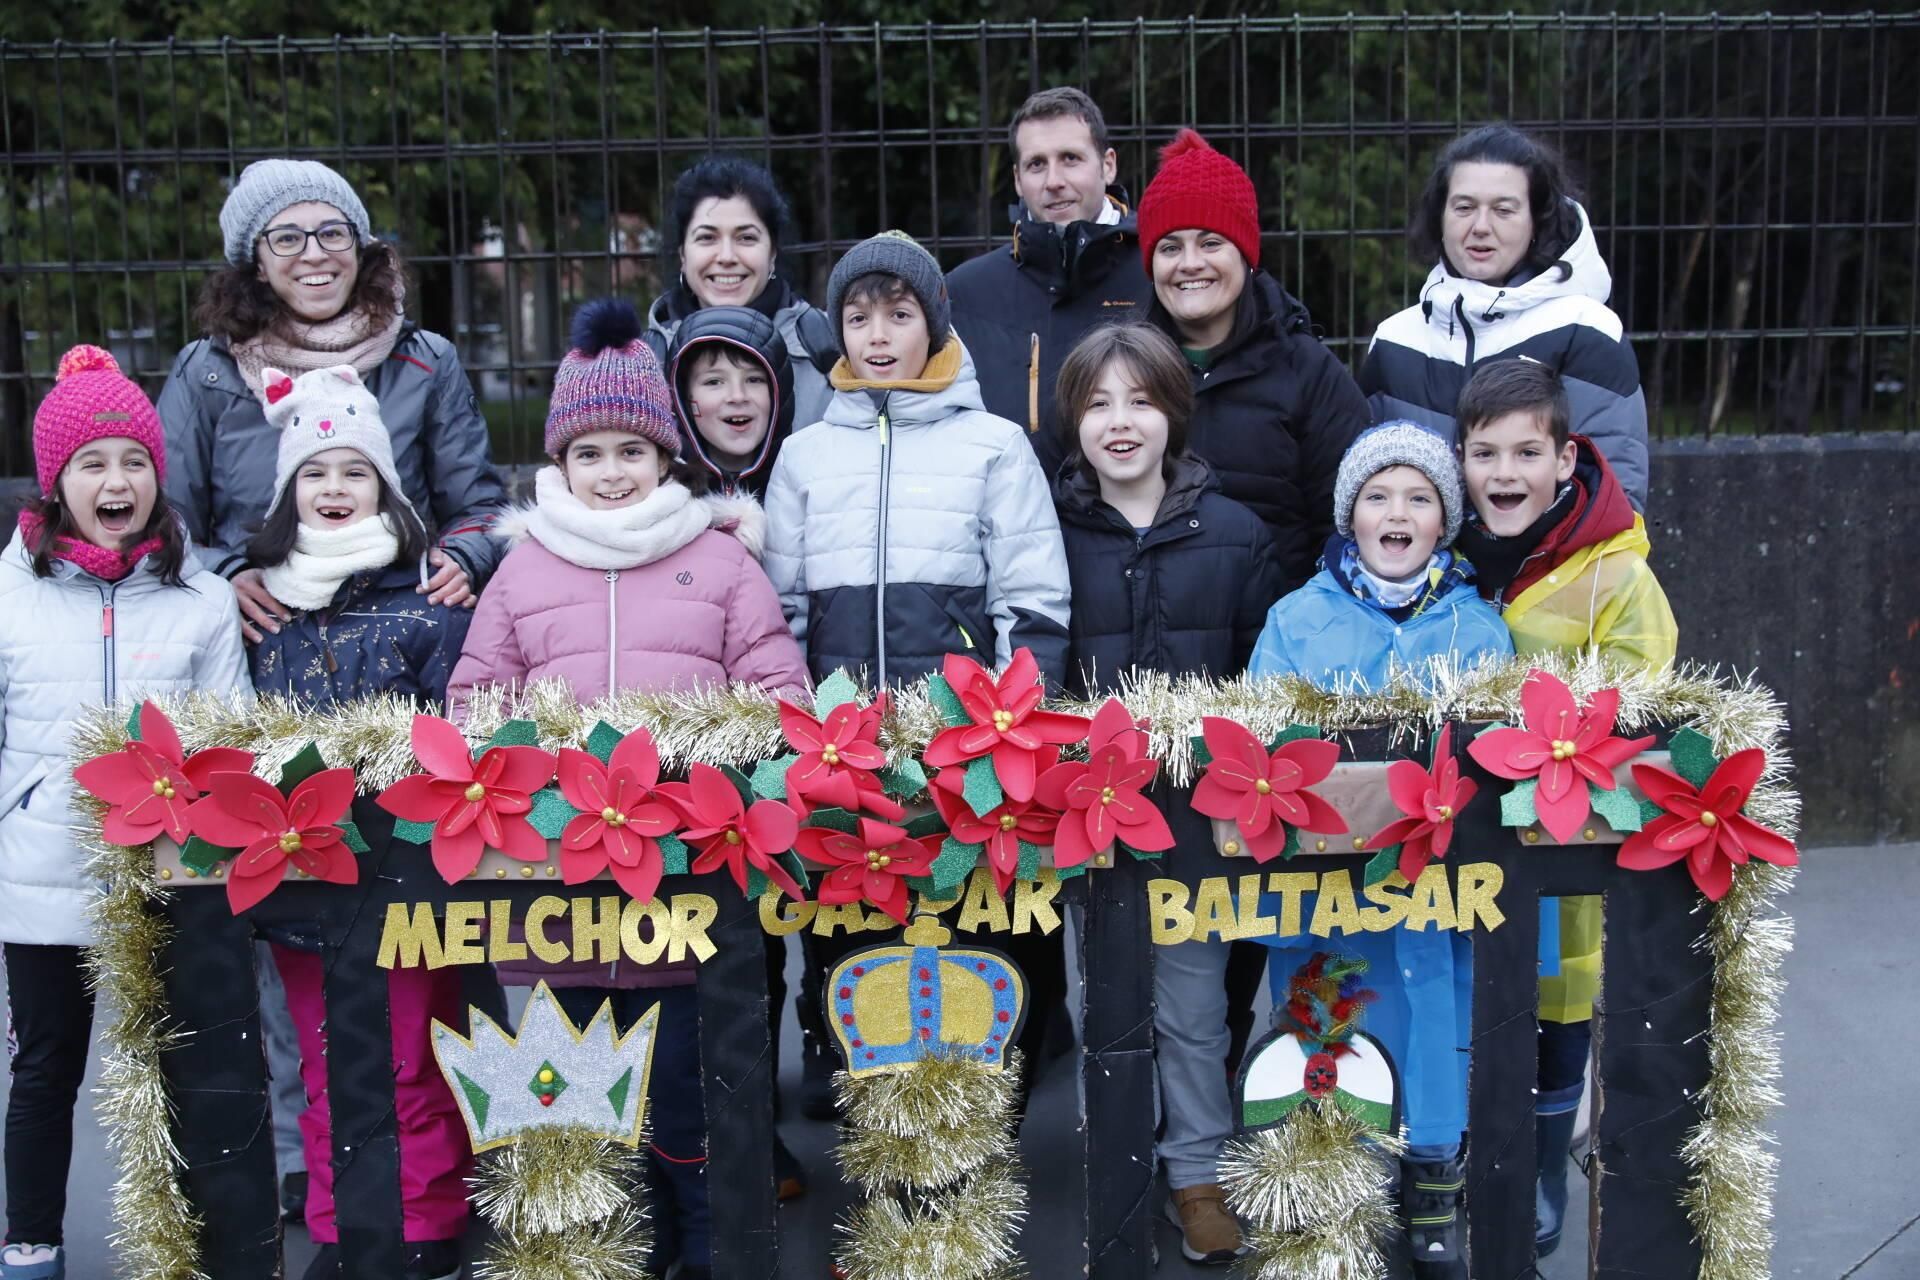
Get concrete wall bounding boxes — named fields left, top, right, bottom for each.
left=5, top=436, right=1914, bottom=844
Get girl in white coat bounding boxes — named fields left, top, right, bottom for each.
left=0, top=346, right=248, bottom=1280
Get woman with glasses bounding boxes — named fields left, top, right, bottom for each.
left=155, top=159, right=504, bottom=1280
left=159, top=158, right=507, bottom=643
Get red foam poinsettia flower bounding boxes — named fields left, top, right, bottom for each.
left=1618, top=749, right=1798, bottom=901
left=795, top=816, right=941, bottom=924
left=1365, top=724, right=1478, bottom=885
left=376, top=715, right=557, bottom=884
left=661, top=763, right=804, bottom=902
left=930, top=756, right=1061, bottom=893
left=779, top=694, right=903, bottom=819
left=1467, top=670, right=1654, bottom=844
left=554, top=729, right=683, bottom=904
left=190, top=768, right=360, bottom=914
left=73, top=701, right=255, bottom=845
left=922, top=649, right=1090, bottom=803
left=1033, top=699, right=1174, bottom=869
left=1191, top=717, right=1348, bottom=862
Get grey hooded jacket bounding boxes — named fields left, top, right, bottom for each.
left=645, top=280, right=837, bottom=433
left=762, top=335, right=1072, bottom=690
left=157, top=326, right=509, bottom=583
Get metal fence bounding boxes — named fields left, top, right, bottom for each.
left=1, top=13, right=1915, bottom=469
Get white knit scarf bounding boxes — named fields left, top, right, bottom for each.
left=520, top=467, right=711, bottom=571
left=261, top=514, right=404, bottom=611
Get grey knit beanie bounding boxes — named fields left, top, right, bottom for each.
left=220, top=159, right=373, bottom=266
left=1334, top=421, right=1465, bottom=546
left=825, top=231, right=952, bottom=355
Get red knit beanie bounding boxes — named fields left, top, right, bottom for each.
left=33, top=345, right=167, bottom=497
left=1135, top=128, right=1262, bottom=275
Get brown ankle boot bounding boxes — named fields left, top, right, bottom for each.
left=1164, top=1183, right=1248, bottom=1264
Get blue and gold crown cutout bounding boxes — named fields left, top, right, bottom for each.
left=827, top=915, right=1026, bottom=1076
left=430, top=981, right=659, bottom=1153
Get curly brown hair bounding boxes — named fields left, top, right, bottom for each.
left=191, top=238, right=408, bottom=342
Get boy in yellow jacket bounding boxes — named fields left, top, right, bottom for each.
left=1452, top=358, right=1677, bottom=1258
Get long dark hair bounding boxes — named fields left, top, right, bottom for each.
left=192, top=238, right=408, bottom=343
left=246, top=477, right=430, bottom=571
left=1412, top=124, right=1586, bottom=281
left=24, top=488, right=188, bottom=585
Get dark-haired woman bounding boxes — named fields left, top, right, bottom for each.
left=1, top=346, right=249, bottom=1280
left=1362, top=122, right=1649, bottom=508
left=158, top=159, right=508, bottom=645
left=644, top=156, right=838, bottom=430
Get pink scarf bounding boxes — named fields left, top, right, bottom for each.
left=17, top=509, right=162, bottom=582
left=229, top=283, right=406, bottom=397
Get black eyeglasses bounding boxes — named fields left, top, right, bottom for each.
left=260, top=221, right=358, bottom=258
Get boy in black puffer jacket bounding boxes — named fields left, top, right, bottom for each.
left=1052, top=322, right=1282, bottom=1266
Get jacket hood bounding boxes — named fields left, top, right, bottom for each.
left=1054, top=452, right=1220, bottom=528
left=1420, top=199, right=1612, bottom=329
left=647, top=272, right=802, bottom=335
left=1007, top=186, right=1139, bottom=297
left=822, top=335, right=987, bottom=429
left=666, top=306, right=796, bottom=489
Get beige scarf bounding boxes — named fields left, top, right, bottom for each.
left=231, top=284, right=406, bottom=397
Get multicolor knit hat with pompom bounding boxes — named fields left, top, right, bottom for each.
left=1136, top=128, right=1263, bottom=274
left=33, top=344, right=167, bottom=497
left=544, top=300, right=681, bottom=459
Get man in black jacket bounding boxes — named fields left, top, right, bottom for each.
left=948, top=87, right=1156, bottom=475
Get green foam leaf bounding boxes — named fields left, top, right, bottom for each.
left=746, top=866, right=768, bottom=899
left=750, top=756, right=795, bottom=802
left=392, top=818, right=435, bottom=846
left=812, top=670, right=863, bottom=721
left=179, top=835, right=236, bottom=874
left=903, top=810, right=947, bottom=840
left=926, top=673, right=970, bottom=727
left=801, top=807, right=861, bottom=835
left=931, top=836, right=982, bottom=893
left=1279, top=825, right=1302, bottom=861
left=125, top=705, right=144, bottom=742
left=1269, top=723, right=1325, bottom=750
left=526, top=785, right=578, bottom=840
left=338, top=819, right=370, bottom=855
left=276, top=742, right=327, bottom=792
left=1015, top=840, right=1045, bottom=882
left=779, top=851, right=810, bottom=894
left=1053, top=859, right=1090, bottom=883
left=962, top=756, right=1005, bottom=819
left=718, top=763, right=757, bottom=809
left=1588, top=781, right=1647, bottom=834
left=1500, top=777, right=1540, bottom=829
left=585, top=720, right=624, bottom=764
left=1118, top=839, right=1164, bottom=864
left=1667, top=727, right=1721, bottom=791
left=1189, top=735, right=1213, bottom=769
left=1362, top=846, right=1400, bottom=887
left=878, top=758, right=928, bottom=799
left=487, top=719, right=541, bottom=749
left=658, top=832, right=689, bottom=877
left=1639, top=797, right=1665, bottom=826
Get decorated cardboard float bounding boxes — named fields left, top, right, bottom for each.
left=72, top=652, right=1797, bottom=1280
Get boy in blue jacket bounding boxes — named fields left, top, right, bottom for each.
left=1250, top=421, right=1510, bottom=1280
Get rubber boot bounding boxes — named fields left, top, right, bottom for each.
left=1535, top=1106, right=1579, bottom=1259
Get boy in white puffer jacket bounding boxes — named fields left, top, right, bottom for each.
left=0, top=346, right=248, bottom=1280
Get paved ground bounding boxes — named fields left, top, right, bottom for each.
left=3, top=844, right=1913, bottom=1277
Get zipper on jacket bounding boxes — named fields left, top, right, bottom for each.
left=605, top=570, right=620, bottom=695
left=98, top=582, right=121, bottom=705
left=1454, top=297, right=1478, bottom=369
left=874, top=401, right=893, bottom=688
left=1027, top=333, right=1041, bottom=434
left=318, top=618, right=340, bottom=677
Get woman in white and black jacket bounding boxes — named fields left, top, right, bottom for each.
left=1361, top=123, right=1650, bottom=509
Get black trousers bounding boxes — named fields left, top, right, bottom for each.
left=3, top=943, right=96, bottom=1247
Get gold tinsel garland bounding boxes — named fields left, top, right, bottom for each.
left=1220, top=1101, right=1406, bottom=1280
left=832, top=1053, right=1029, bottom=1280
left=71, top=653, right=1796, bottom=1278
left=468, top=1126, right=653, bottom=1280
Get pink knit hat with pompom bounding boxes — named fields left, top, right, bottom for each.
left=32, top=345, right=167, bottom=497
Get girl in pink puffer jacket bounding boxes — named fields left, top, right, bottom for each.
left=445, top=301, right=808, bottom=1280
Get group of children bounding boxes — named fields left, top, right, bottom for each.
left=0, top=215, right=1672, bottom=1280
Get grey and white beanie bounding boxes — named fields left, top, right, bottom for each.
left=1333, top=421, right=1465, bottom=546
left=220, top=158, right=373, bottom=266
left=259, top=365, right=415, bottom=522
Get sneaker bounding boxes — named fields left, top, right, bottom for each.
left=0, top=1244, right=64, bottom=1279
left=1162, top=1184, right=1248, bottom=1264
left=405, top=1240, right=462, bottom=1280
left=774, top=1133, right=807, bottom=1202
left=280, top=1171, right=309, bottom=1224
left=1402, top=1156, right=1468, bottom=1280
